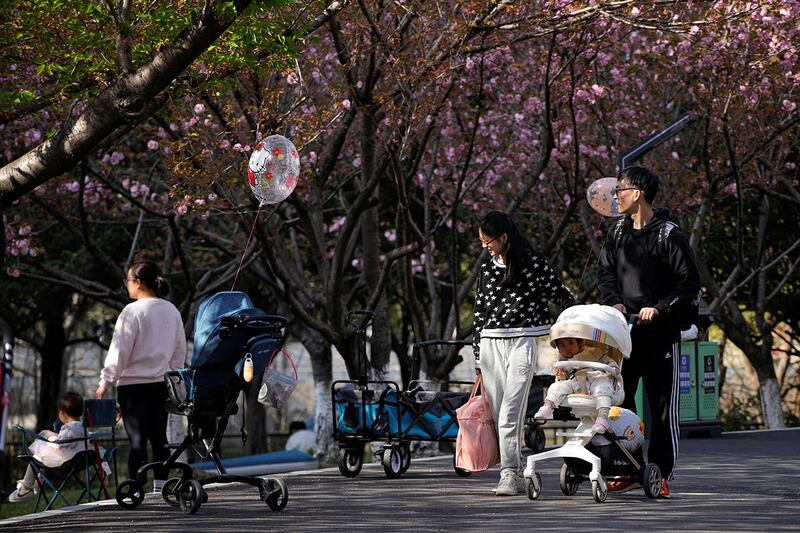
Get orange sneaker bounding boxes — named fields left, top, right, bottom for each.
left=659, top=479, right=670, bottom=498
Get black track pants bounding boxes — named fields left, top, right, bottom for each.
left=620, top=323, right=680, bottom=480
left=117, top=381, right=170, bottom=481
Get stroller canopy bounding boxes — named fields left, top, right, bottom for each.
left=549, top=304, right=632, bottom=358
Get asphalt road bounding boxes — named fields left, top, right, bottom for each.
left=1, top=428, right=798, bottom=532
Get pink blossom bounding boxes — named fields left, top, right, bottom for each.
left=147, top=140, right=159, bottom=150
left=342, top=99, right=351, bottom=110
left=287, top=72, right=299, bottom=85
left=219, top=139, right=231, bottom=150
left=6, top=267, right=20, bottom=278
left=630, top=7, right=640, bottom=16
left=193, top=103, right=206, bottom=114
left=175, top=204, right=188, bottom=215
left=782, top=100, right=796, bottom=113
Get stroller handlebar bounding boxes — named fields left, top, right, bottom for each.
left=243, top=314, right=287, bottom=330
left=553, top=360, right=616, bottom=373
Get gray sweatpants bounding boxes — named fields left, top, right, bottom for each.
left=478, top=336, right=537, bottom=472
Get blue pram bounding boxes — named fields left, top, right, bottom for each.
left=114, top=291, right=289, bottom=515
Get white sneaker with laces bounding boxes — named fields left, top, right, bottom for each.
left=493, top=470, right=524, bottom=496
left=8, top=482, right=35, bottom=503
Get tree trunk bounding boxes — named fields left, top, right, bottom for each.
left=297, top=327, right=334, bottom=458
left=245, top=378, right=267, bottom=453
left=37, top=295, right=68, bottom=428
left=759, top=377, right=785, bottom=429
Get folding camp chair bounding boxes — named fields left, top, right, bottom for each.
left=12, top=398, right=118, bottom=511
left=83, top=399, right=119, bottom=499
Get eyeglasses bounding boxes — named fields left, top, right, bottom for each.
left=479, top=236, right=497, bottom=247
left=125, top=277, right=137, bottom=284
left=612, top=187, right=639, bottom=195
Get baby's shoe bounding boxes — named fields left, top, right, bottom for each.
left=591, top=416, right=610, bottom=434
left=533, top=404, right=554, bottom=419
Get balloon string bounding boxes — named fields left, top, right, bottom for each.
left=231, top=202, right=264, bottom=291
left=575, top=218, right=605, bottom=297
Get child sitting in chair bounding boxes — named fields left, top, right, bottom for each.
left=533, top=337, right=621, bottom=433
left=8, top=392, right=86, bottom=502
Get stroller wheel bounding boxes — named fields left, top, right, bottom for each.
left=178, top=479, right=204, bottom=515
left=382, top=447, right=403, bottom=479
left=116, top=479, right=145, bottom=509
left=161, top=477, right=182, bottom=506
left=262, top=478, right=289, bottom=511
left=452, top=453, right=471, bottom=477
left=526, top=473, right=542, bottom=500
left=398, top=442, right=412, bottom=474
left=524, top=426, right=547, bottom=453
left=591, top=476, right=608, bottom=503
left=642, top=463, right=662, bottom=498
left=559, top=463, right=581, bottom=496
left=338, top=447, right=363, bottom=478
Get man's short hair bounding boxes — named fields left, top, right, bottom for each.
left=619, top=166, right=659, bottom=204
left=58, top=392, right=84, bottom=420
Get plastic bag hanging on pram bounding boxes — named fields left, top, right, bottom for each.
left=257, top=349, right=298, bottom=409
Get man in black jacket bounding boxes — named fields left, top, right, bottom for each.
left=597, top=166, right=701, bottom=498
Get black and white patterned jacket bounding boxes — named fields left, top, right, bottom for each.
left=472, top=250, right=574, bottom=367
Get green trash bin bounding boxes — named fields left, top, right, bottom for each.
left=633, top=340, right=721, bottom=437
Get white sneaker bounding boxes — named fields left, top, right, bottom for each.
left=8, top=482, right=35, bottom=502
left=493, top=470, right=524, bottom=496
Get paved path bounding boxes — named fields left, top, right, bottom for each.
left=2, top=428, right=798, bottom=532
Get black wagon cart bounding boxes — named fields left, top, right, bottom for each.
left=400, top=339, right=475, bottom=477
left=331, top=310, right=404, bottom=478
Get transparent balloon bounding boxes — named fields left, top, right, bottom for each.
left=247, top=135, right=300, bottom=205
left=587, top=177, right=622, bottom=217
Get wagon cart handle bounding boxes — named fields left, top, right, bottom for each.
left=346, top=310, right=375, bottom=332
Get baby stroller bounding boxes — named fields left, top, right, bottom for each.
left=523, top=304, right=662, bottom=503
left=114, top=291, right=289, bottom=514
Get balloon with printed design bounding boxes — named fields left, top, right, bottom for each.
left=247, top=135, right=300, bottom=204
left=587, top=177, right=622, bottom=217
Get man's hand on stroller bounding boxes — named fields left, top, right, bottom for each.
left=554, top=367, right=568, bottom=381
left=637, top=306, right=659, bottom=324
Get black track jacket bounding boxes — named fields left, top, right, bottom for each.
left=597, top=208, right=700, bottom=327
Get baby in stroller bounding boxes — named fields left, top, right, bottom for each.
left=523, top=304, right=663, bottom=503
left=533, top=335, right=621, bottom=433
left=114, top=291, right=289, bottom=515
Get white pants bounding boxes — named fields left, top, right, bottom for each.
left=545, top=375, right=614, bottom=409
left=479, top=336, right=537, bottom=472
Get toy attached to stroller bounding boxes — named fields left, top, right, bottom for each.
left=523, top=304, right=662, bottom=503
left=114, top=291, right=289, bottom=515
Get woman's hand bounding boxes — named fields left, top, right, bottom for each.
left=95, top=385, right=107, bottom=399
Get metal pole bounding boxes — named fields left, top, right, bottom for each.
left=619, top=112, right=698, bottom=172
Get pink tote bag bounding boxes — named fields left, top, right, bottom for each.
left=455, top=375, right=500, bottom=472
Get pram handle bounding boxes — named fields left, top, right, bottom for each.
left=346, top=310, right=375, bottom=331
left=243, top=314, right=287, bottom=331
left=553, top=361, right=617, bottom=373
left=552, top=360, right=621, bottom=388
